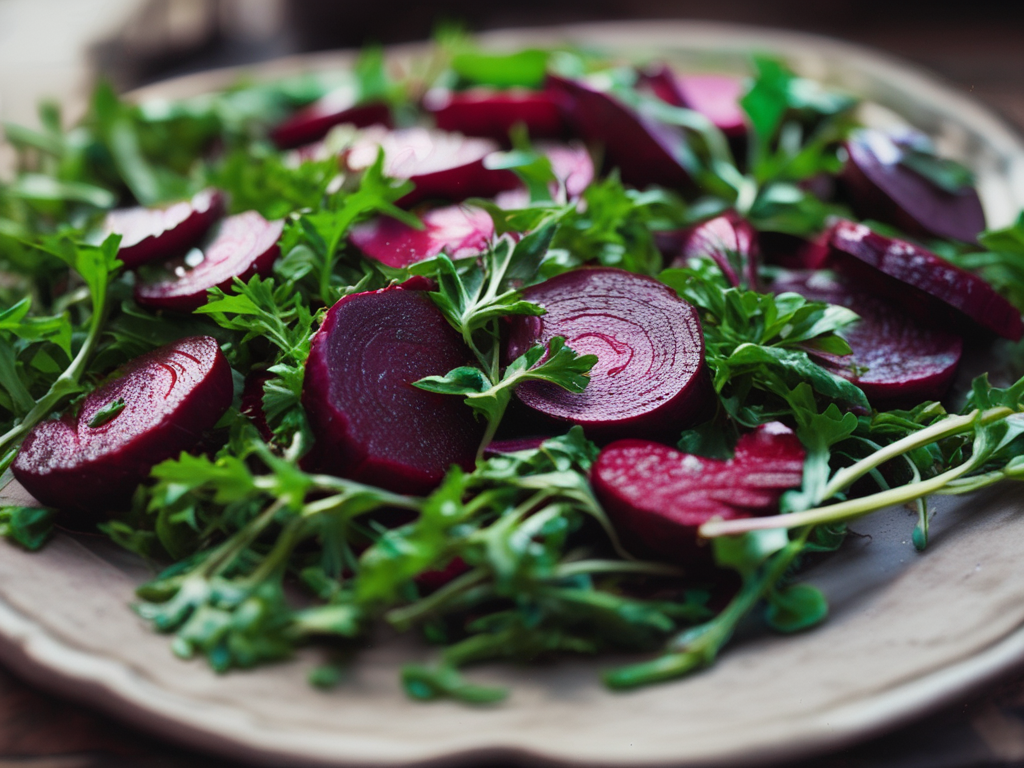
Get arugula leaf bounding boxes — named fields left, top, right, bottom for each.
left=0, top=505, right=54, bottom=551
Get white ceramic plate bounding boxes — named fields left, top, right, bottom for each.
left=2, top=20, right=1024, bottom=768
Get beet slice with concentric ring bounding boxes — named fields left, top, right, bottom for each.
left=772, top=269, right=963, bottom=405
left=424, top=87, right=566, bottom=142
left=828, top=219, right=1023, bottom=341
left=101, top=189, right=224, bottom=270
left=841, top=128, right=986, bottom=243
left=301, top=284, right=484, bottom=494
left=344, top=126, right=519, bottom=207
left=270, top=86, right=391, bottom=149
left=349, top=204, right=493, bottom=269
left=134, top=211, right=283, bottom=312
left=669, top=212, right=761, bottom=291
left=591, top=423, right=805, bottom=564
left=506, top=268, right=713, bottom=441
left=12, top=335, right=232, bottom=515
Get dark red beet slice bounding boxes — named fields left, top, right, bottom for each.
left=772, top=270, right=963, bottom=404
left=102, top=189, right=224, bottom=270
left=240, top=372, right=274, bottom=442
left=506, top=268, right=712, bottom=440
left=349, top=204, right=493, bottom=269
left=841, top=128, right=986, bottom=243
left=345, top=126, right=519, bottom=207
left=645, top=67, right=747, bottom=138
left=669, top=213, right=761, bottom=290
left=12, top=336, right=232, bottom=514
left=494, top=141, right=595, bottom=209
left=424, top=87, right=565, bottom=142
left=301, top=285, right=485, bottom=494
left=828, top=220, right=1023, bottom=341
left=482, top=436, right=549, bottom=457
left=134, top=211, right=283, bottom=312
left=591, top=423, right=805, bottom=564
left=270, top=86, right=391, bottom=149
left=546, top=74, right=695, bottom=193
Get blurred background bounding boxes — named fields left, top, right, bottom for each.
left=1, top=0, right=1023, bottom=134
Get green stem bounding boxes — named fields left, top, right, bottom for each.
left=200, top=499, right=286, bottom=579
left=385, top=567, right=488, bottom=631
left=553, top=559, right=684, bottom=579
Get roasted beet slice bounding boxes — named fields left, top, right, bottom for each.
left=591, top=423, right=805, bottom=564
left=345, top=126, right=519, bottom=207
left=546, top=74, right=695, bottom=193
left=841, top=128, right=986, bottom=243
left=270, top=86, right=391, bottom=149
left=12, top=336, right=232, bottom=514
left=494, top=141, right=594, bottom=209
left=645, top=68, right=747, bottom=138
left=135, top=211, right=283, bottom=312
left=506, top=268, right=713, bottom=440
left=424, top=87, right=565, bottom=142
left=349, top=204, right=493, bottom=268
left=828, top=220, right=1023, bottom=341
left=102, top=189, right=224, bottom=270
left=669, top=213, right=761, bottom=290
left=772, top=270, right=963, bottom=404
left=302, top=285, right=484, bottom=494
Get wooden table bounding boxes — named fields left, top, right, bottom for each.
left=2, top=7, right=1024, bottom=766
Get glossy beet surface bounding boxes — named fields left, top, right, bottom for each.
left=592, top=423, right=805, bottom=564
left=349, top=205, right=493, bottom=268
left=345, top=127, right=519, bottom=207
left=546, top=74, right=695, bottom=192
left=270, top=86, right=391, bottom=149
left=102, top=189, right=224, bottom=270
left=302, top=285, right=484, bottom=494
left=646, top=68, right=747, bottom=138
left=670, top=213, right=761, bottom=290
left=424, top=87, right=565, bottom=142
left=772, top=270, right=963, bottom=404
left=134, top=211, right=283, bottom=312
left=842, top=129, right=986, bottom=243
left=506, top=268, right=712, bottom=440
left=828, top=220, right=1023, bottom=341
left=12, top=336, right=232, bottom=514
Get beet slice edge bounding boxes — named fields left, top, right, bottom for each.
left=349, top=204, right=494, bottom=269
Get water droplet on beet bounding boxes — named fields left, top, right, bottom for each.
left=506, top=268, right=714, bottom=440
left=102, top=188, right=224, bottom=270
left=592, top=424, right=805, bottom=565
left=135, top=211, right=283, bottom=312
left=772, top=269, right=963, bottom=405
left=827, top=219, right=1023, bottom=341
left=302, top=285, right=485, bottom=494
left=12, top=336, right=233, bottom=515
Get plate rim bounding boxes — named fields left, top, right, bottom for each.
left=4, top=18, right=1024, bottom=767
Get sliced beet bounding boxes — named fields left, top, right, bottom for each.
left=546, top=74, right=695, bottom=193
left=645, top=67, right=747, bottom=138
left=758, top=231, right=830, bottom=271
left=344, top=126, right=519, bottom=207
left=423, top=87, right=565, bottom=142
left=591, top=423, right=805, bottom=564
left=772, top=270, right=963, bottom=404
left=301, top=284, right=485, bottom=494
left=348, top=204, right=493, bottom=269
left=669, top=213, right=761, bottom=291
left=270, top=86, right=391, bottom=149
left=12, top=336, right=232, bottom=514
left=102, top=189, right=224, bottom=270
left=828, top=220, right=1024, bottom=341
left=494, top=141, right=594, bottom=209
left=134, top=211, right=283, bottom=312
left=841, top=128, right=986, bottom=243
left=506, top=268, right=713, bottom=441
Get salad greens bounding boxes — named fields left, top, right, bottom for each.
left=2, top=35, right=1024, bottom=704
